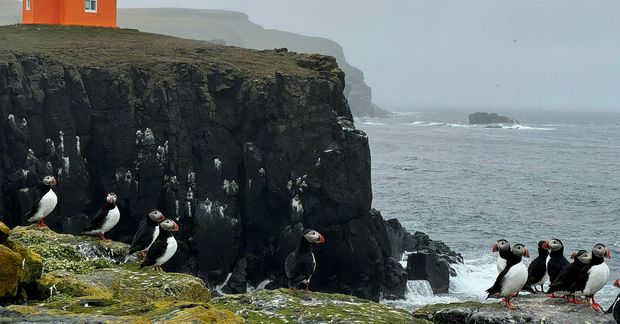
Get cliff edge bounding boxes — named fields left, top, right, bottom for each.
left=0, top=25, right=402, bottom=300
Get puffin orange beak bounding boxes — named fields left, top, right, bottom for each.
left=52, top=177, right=58, bottom=186
left=318, top=234, right=325, bottom=244
left=491, top=243, right=498, bottom=252
left=614, top=279, right=620, bottom=288
left=173, top=223, right=180, bottom=232
left=542, top=241, right=550, bottom=250
left=606, top=250, right=612, bottom=259
left=523, top=248, right=531, bottom=258
left=570, top=251, right=577, bottom=259
left=158, top=214, right=166, bottom=222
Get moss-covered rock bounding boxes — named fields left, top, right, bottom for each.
left=0, top=228, right=44, bottom=304
left=0, top=221, right=9, bottom=244
left=0, top=245, right=22, bottom=300
left=0, top=226, right=241, bottom=322
left=212, top=288, right=414, bottom=323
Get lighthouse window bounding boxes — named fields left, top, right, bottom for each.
left=85, top=0, right=97, bottom=12
left=26, top=0, right=31, bottom=10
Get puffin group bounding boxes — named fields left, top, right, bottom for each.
left=23, top=175, right=180, bottom=272
left=22, top=175, right=326, bottom=287
left=488, top=238, right=616, bottom=313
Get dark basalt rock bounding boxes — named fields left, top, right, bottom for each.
left=0, top=29, right=397, bottom=301
left=406, top=252, right=450, bottom=294
left=469, top=112, right=516, bottom=125
left=386, top=218, right=462, bottom=272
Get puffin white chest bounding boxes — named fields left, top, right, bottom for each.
left=34, top=189, right=58, bottom=221
left=500, top=263, right=528, bottom=297
left=147, top=225, right=160, bottom=250
left=583, top=263, right=610, bottom=296
left=101, top=206, right=120, bottom=233
left=496, top=257, right=507, bottom=273
left=156, top=237, right=178, bottom=266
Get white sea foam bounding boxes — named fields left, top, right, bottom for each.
left=404, top=120, right=555, bottom=131
left=360, top=121, right=388, bottom=126
left=385, top=253, right=499, bottom=311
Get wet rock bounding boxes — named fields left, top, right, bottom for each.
left=406, top=252, right=450, bottom=294
left=414, top=295, right=615, bottom=323
left=381, top=257, right=408, bottom=300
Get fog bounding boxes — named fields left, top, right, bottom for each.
left=120, top=0, right=619, bottom=111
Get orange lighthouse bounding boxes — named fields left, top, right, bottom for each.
left=22, top=0, right=117, bottom=28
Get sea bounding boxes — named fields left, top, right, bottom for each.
left=356, top=109, right=620, bottom=310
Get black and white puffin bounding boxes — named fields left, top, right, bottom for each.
left=128, top=210, right=166, bottom=257
left=492, top=239, right=512, bottom=273
left=544, top=238, right=569, bottom=286
left=575, top=243, right=612, bottom=312
left=140, top=219, right=180, bottom=272
left=25, top=176, right=58, bottom=227
left=83, top=193, right=120, bottom=241
left=546, top=249, right=591, bottom=303
left=605, top=278, right=620, bottom=322
left=285, top=229, right=326, bottom=291
left=486, top=243, right=530, bottom=310
left=526, top=240, right=550, bottom=292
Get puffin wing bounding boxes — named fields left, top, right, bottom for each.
left=547, top=256, right=570, bottom=282
left=547, top=264, right=577, bottom=293
left=128, top=219, right=152, bottom=254
left=284, top=251, right=314, bottom=288
left=140, top=239, right=167, bottom=268
left=527, top=256, right=547, bottom=285
left=25, top=199, right=43, bottom=222
left=486, top=267, right=510, bottom=298
left=569, top=265, right=592, bottom=294
left=84, top=207, right=108, bottom=232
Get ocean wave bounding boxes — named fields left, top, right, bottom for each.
left=405, top=121, right=555, bottom=131
left=359, top=121, right=388, bottom=126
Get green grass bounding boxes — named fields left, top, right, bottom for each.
left=0, top=24, right=319, bottom=78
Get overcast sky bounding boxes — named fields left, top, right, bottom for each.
left=119, top=1, right=620, bottom=111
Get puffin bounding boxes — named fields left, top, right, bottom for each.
left=140, top=219, right=180, bottom=272
left=526, top=240, right=550, bottom=292
left=544, top=238, right=570, bottom=287
left=486, top=243, right=530, bottom=310
left=492, top=239, right=512, bottom=273
left=285, top=229, right=326, bottom=291
left=546, top=250, right=591, bottom=303
left=605, top=278, right=620, bottom=322
left=128, top=210, right=166, bottom=258
left=25, top=176, right=58, bottom=227
left=83, top=193, right=120, bottom=241
left=575, top=243, right=612, bottom=312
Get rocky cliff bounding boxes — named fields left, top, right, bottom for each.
left=0, top=224, right=413, bottom=322
left=0, top=25, right=403, bottom=301
left=0, top=2, right=388, bottom=117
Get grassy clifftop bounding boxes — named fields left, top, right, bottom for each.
left=0, top=24, right=327, bottom=78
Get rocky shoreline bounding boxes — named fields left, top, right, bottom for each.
left=1, top=224, right=614, bottom=323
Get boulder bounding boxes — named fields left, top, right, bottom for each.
left=406, top=252, right=450, bottom=294
left=381, top=257, right=408, bottom=300
left=0, top=230, right=43, bottom=304
left=469, top=112, right=516, bottom=125
left=0, top=222, right=9, bottom=244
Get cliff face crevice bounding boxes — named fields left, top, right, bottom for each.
left=0, top=26, right=402, bottom=301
